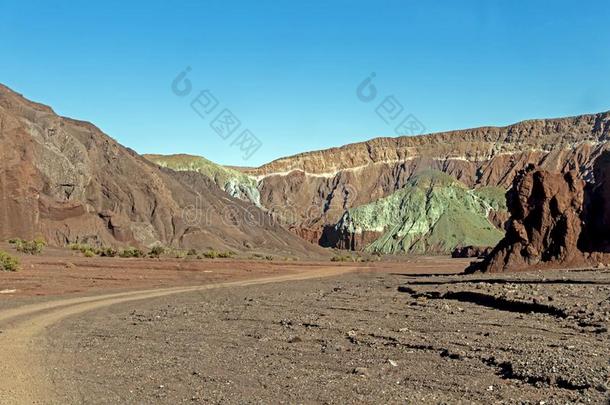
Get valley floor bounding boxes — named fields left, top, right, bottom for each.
left=1, top=256, right=609, bottom=403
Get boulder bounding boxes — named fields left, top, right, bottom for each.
left=451, top=246, right=493, bottom=259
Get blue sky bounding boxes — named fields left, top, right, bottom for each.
left=1, top=0, right=609, bottom=166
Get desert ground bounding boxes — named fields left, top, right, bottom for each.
left=0, top=250, right=609, bottom=404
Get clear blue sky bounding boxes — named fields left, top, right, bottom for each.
left=1, top=0, right=609, bottom=166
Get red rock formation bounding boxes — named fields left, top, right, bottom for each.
left=468, top=166, right=587, bottom=272
left=468, top=150, right=610, bottom=272
left=0, top=84, right=324, bottom=257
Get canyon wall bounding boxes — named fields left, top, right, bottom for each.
left=152, top=111, right=610, bottom=255
left=246, top=112, right=610, bottom=251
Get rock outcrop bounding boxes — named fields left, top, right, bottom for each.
left=0, top=84, right=324, bottom=257
left=323, top=171, right=506, bottom=254
left=468, top=150, right=610, bottom=272
left=468, top=167, right=586, bottom=272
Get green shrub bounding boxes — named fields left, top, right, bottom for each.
left=202, top=249, right=235, bottom=259
left=0, top=251, right=19, bottom=272
left=217, top=250, right=235, bottom=259
left=148, top=246, right=165, bottom=258
left=13, top=238, right=46, bottom=255
left=187, top=248, right=198, bottom=256
left=69, top=243, right=112, bottom=257
left=171, top=249, right=187, bottom=259
left=69, top=243, right=90, bottom=252
left=119, top=247, right=144, bottom=258
left=202, top=250, right=218, bottom=259
left=96, top=247, right=118, bottom=257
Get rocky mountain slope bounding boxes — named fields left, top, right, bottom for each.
left=0, top=84, right=323, bottom=257
left=153, top=110, right=610, bottom=254
left=144, top=154, right=261, bottom=206
left=324, top=171, right=506, bottom=254
left=245, top=112, right=609, bottom=250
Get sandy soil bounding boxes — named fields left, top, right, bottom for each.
left=0, top=250, right=465, bottom=404
left=0, top=245, right=330, bottom=299
left=2, top=252, right=609, bottom=404
left=48, top=269, right=609, bottom=404
left=0, top=244, right=460, bottom=300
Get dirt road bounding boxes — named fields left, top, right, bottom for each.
left=0, top=265, right=355, bottom=404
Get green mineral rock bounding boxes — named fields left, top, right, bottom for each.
left=335, top=170, right=507, bottom=254
left=145, top=154, right=261, bottom=206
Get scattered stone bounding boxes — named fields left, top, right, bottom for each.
left=352, top=367, right=369, bottom=377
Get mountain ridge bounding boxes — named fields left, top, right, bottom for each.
left=245, top=111, right=610, bottom=177
left=147, top=109, right=610, bottom=254
left=0, top=83, right=323, bottom=257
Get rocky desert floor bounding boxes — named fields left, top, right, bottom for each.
left=1, top=254, right=609, bottom=404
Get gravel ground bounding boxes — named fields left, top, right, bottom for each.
left=46, top=268, right=610, bottom=404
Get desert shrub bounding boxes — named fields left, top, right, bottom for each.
left=69, top=243, right=90, bottom=252
left=187, top=248, right=198, bottom=256
left=202, top=250, right=235, bottom=259
left=354, top=254, right=373, bottom=263
left=217, top=250, right=235, bottom=259
left=148, top=246, right=165, bottom=258
left=33, top=237, right=46, bottom=247
left=119, top=247, right=144, bottom=258
left=0, top=251, right=19, bottom=272
left=8, top=238, right=23, bottom=244
left=171, top=250, right=187, bottom=259
left=248, top=253, right=274, bottom=261
left=202, top=250, right=219, bottom=259
left=69, top=243, right=112, bottom=257
left=96, top=247, right=118, bottom=257
left=330, top=254, right=353, bottom=262
left=13, top=238, right=46, bottom=255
